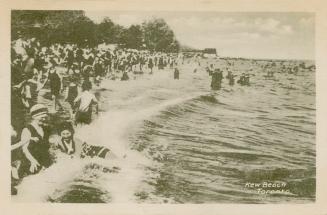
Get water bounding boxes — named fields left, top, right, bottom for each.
left=13, top=58, right=315, bottom=203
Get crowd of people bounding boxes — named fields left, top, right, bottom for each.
left=206, top=64, right=251, bottom=90
left=10, top=36, right=180, bottom=195
left=10, top=35, right=315, bottom=196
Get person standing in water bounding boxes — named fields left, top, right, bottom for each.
left=174, top=68, right=179, bottom=80
left=211, top=69, right=223, bottom=90
left=148, top=57, right=154, bottom=74
left=74, top=81, right=98, bottom=125
left=237, top=73, right=246, bottom=85
left=226, top=70, right=235, bottom=86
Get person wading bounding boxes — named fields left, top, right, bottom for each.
left=211, top=69, right=223, bottom=90
left=74, top=81, right=98, bottom=125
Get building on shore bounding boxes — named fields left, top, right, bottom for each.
left=202, top=48, right=218, bottom=58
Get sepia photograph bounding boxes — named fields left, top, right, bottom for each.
left=9, top=9, right=317, bottom=204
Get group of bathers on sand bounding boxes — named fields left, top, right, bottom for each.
left=10, top=36, right=184, bottom=195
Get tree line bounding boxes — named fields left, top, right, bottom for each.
left=11, top=10, right=180, bottom=52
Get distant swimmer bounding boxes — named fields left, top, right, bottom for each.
left=244, top=73, right=250, bottom=86
left=238, top=73, right=251, bottom=86
left=237, top=73, right=246, bottom=86
left=265, top=70, right=275, bottom=78
left=174, top=68, right=180, bottom=79
left=54, top=121, right=116, bottom=160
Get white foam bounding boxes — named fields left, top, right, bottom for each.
left=14, top=68, right=205, bottom=203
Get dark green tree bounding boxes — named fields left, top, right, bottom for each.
left=12, top=11, right=181, bottom=52
left=96, top=17, right=116, bottom=44
left=122, top=24, right=143, bottom=49
left=68, top=15, right=96, bottom=46
left=142, top=18, right=180, bottom=52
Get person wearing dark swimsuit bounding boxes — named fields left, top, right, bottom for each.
left=20, top=104, right=52, bottom=176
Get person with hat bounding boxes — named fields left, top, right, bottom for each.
left=56, top=122, right=76, bottom=155
left=54, top=121, right=115, bottom=160
left=20, top=104, right=52, bottom=175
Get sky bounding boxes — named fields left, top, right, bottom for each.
left=85, top=11, right=315, bottom=60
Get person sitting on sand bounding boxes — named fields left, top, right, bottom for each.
left=54, top=121, right=116, bottom=159
left=20, top=104, right=52, bottom=176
